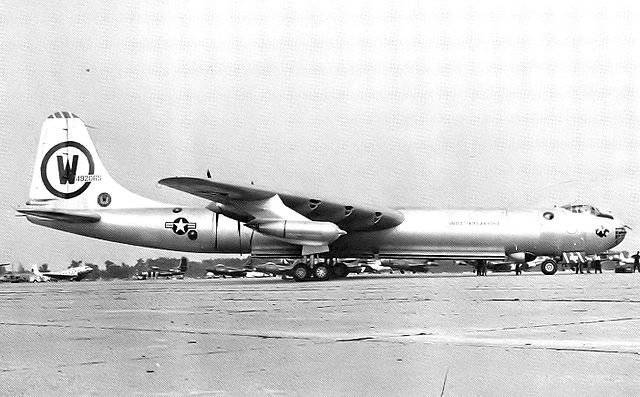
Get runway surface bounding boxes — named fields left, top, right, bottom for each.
left=1, top=271, right=639, bottom=396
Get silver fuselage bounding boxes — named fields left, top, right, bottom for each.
left=27, top=205, right=624, bottom=260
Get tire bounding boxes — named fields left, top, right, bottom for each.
left=313, top=264, right=331, bottom=281
left=333, top=263, right=349, bottom=278
left=293, top=264, right=311, bottom=282
left=541, top=259, right=558, bottom=275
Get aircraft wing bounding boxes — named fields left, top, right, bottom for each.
left=16, top=208, right=101, bottom=223
left=158, top=177, right=404, bottom=232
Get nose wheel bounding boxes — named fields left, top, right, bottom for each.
left=541, top=259, right=558, bottom=275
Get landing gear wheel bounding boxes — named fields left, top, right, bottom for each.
left=293, top=264, right=311, bottom=282
left=541, top=259, right=558, bottom=275
left=333, top=263, right=349, bottom=278
left=313, top=264, right=331, bottom=281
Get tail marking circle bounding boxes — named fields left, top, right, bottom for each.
left=40, top=141, right=95, bottom=199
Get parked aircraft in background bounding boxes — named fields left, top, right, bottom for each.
left=358, top=259, right=393, bottom=274
left=607, top=251, right=633, bottom=263
left=456, top=257, right=549, bottom=273
left=0, top=264, right=33, bottom=283
left=137, top=257, right=188, bottom=279
left=206, top=256, right=263, bottom=278
left=17, top=112, right=628, bottom=282
left=206, top=264, right=250, bottom=278
left=0, top=275, right=32, bottom=283
left=382, top=259, right=436, bottom=274
left=599, top=251, right=637, bottom=273
left=31, top=264, right=93, bottom=281
left=253, top=260, right=294, bottom=279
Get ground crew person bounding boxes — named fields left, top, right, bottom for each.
left=632, top=251, right=640, bottom=273
left=593, top=259, right=602, bottom=274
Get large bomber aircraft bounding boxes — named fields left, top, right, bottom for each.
left=17, top=112, right=627, bottom=281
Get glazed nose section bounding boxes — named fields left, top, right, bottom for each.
left=613, top=220, right=628, bottom=247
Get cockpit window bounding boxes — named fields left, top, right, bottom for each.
left=560, top=204, right=602, bottom=216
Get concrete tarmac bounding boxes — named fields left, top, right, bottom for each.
left=1, top=272, right=639, bottom=396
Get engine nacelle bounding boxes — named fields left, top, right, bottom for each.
left=508, top=252, right=537, bottom=263
left=247, top=220, right=346, bottom=246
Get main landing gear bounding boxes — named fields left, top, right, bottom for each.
left=292, top=256, right=348, bottom=282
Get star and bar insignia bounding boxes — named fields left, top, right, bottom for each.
left=165, top=217, right=196, bottom=235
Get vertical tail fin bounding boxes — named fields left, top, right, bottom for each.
left=179, top=257, right=188, bottom=272
left=242, top=256, right=254, bottom=270
left=29, top=112, right=164, bottom=210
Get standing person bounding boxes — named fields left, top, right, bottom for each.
left=593, top=259, right=602, bottom=274
left=632, top=251, right=640, bottom=273
left=575, top=260, right=583, bottom=274
left=515, top=262, right=521, bottom=276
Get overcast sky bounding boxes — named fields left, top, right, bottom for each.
left=1, top=0, right=638, bottom=270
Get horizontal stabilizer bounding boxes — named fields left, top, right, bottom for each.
left=17, top=208, right=101, bottom=223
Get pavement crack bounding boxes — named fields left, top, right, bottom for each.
left=485, top=298, right=640, bottom=303
left=476, top=317, right=640, bottom=333
left=336, top=336, right=376, bottom=342
left=228, top=333, right=311, bottom=340
left=507, top=345, right=640, bottom=356
left=56, top=360, right=107, bottom=368
left=0, top=321, right=310, bottom=340
left=335, top=332, right=433, bottom=343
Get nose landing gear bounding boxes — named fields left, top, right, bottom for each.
left=541, top=259, right=558, bottom=275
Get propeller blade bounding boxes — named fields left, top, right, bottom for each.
left=214, top=213, right=219, bottom=251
